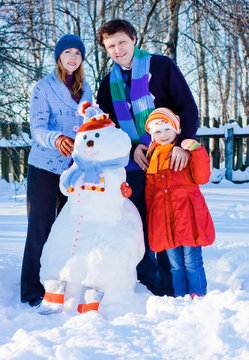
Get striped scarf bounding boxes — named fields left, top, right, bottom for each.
left=110, top=46, right=155, bottom=146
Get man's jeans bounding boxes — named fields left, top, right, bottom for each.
left=166, top=246, right=207, bottom=297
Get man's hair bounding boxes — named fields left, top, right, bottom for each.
left=97, top=19, right=137, bottom=47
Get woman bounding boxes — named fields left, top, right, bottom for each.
left=21, top=34, right=92, bottom=307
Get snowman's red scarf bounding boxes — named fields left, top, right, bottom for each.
left=61, top=152, right=130, bottom=191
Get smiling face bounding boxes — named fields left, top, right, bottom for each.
left=59, top=48, right=82, bottom=74
left=102, top=32, right=136, bottom=69
left=153, top=128, right=177, bottom=145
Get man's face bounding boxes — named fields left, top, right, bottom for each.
left=103, top=32, right=136, bottom=69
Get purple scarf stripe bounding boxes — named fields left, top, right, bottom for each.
left=130, top=74, right=151, bottom=101
left=113, top=101, right=133, bottom=121
left=140, top=132, right=151, bottom=146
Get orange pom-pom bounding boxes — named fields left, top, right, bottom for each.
left=81, top=101, right=92, bottom=115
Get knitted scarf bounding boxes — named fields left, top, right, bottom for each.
left=61, top=152, right=130, bottom=190
left=147, top=143, right=174, bottom=174
left=110, top=46, right=155, bottom=146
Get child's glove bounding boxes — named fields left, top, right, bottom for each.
left=181, top=139, right=201, bottom=151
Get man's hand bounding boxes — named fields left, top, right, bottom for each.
left=134, top=144, right=149, bottom=171
left=55, top=135, right=74, bottom=157
left=168, top=146, right=190, bottom=171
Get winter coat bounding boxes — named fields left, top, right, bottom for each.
left=97, top=54, right=199, bottom=171
left=145, top=146, right=215, bottom=252
left=28, top=70, right=92, bottom=175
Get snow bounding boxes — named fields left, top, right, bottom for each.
left=196, top=122, right=249, bottom=136
left=0, top=133, right=31, bottom=147
left=0, top=178, right=249, bottom=360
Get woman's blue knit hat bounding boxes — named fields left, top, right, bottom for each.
left=54, top=34, right=85, bottom=62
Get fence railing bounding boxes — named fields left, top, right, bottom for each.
left=1, top=120, right=249, bottom=183
left=0, top=120, right=31, bottom=182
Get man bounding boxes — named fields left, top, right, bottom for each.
left=97, top=19, right=199, bottom=296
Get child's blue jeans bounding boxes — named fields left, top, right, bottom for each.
left=166, top=246, right=207, bottom=297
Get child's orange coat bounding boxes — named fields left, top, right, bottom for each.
left=145, top=146, right=215, bottom=252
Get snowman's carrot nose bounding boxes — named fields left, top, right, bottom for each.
left=87, top=140, right=94, bottom=147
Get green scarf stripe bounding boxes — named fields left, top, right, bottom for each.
left=134, top=47, right=150, bottom=59
left=110, top=79, right=126, bottom=101
left=135, top=108, right=155, bottom=136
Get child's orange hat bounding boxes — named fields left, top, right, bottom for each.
left=145, top=108, right=181, bottom=138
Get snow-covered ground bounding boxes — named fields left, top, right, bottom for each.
left=0, top=178, right=249, bottom=360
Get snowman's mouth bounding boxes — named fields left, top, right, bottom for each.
left=83, top=149, right=99, bottom=157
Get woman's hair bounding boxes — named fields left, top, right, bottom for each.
left=97, top=19, right=137, bottom=47
left=56, top=58, right=84, bottom=102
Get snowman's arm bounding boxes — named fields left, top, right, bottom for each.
left=59, top=162, right=78, bottom=196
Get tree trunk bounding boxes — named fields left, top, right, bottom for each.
left=194, top=1, right=209, bottom=152
left=232, top=35, right=238, bottom=120
left=49, top=0, right=57, bottom=45
left=64, top=0, right=70, bottom=33
left=74, top=0, right=80, bottom=37
left=165, top=0, right=182, bottom=62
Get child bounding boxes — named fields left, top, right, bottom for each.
left=145, top=108, right=215, bottom=298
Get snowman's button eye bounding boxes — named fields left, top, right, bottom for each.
left=95, top=133, right=100, bottom=138
left=83, top=135, right=87, bottom=140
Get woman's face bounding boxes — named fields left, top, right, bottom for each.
left=60, top=48, right=82, bottom=74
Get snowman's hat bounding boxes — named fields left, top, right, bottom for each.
left=77, top=101, right=114, bottom=132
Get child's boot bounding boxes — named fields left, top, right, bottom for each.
left=37, top=280, right=66, bottom=315
left=190, top=293, right=205, bottom=300
left=181, top=139, right=202, bottom=151
left=78, top=286, right=104, bottom=314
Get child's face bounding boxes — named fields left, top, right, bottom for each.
left=153, top=128, right=177, bottom=145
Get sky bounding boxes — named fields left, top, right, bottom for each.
left=0, top=178, right=249, bottom=360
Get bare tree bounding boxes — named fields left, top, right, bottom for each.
left=193, top=1, right=209, bottom=126
left=165, top=0, right=182, bottom=61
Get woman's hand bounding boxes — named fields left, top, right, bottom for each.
left=168, top=146, right=190, bottom=171
left=134, top=144, right=150, bottom=171
left=55, top=136, right=74, bottom=157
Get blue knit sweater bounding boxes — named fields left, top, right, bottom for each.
left=28, top=70, right=92, bottom=175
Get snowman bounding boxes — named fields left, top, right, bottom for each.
left=38, top=102, right=145, bottom=316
